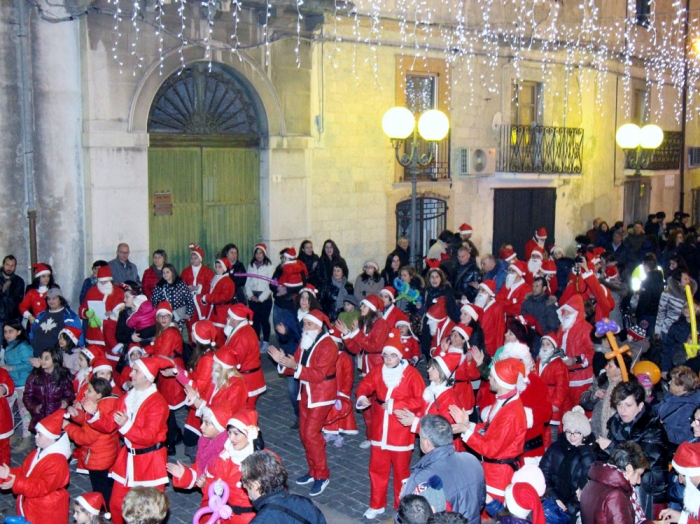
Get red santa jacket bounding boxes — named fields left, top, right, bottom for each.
left=0, top=367, right=15, bottom=439
left=343, top=317, right=390, bottom=376
left=324, top=349, right=358, bottom=435
left=224, top=322, right=266, bottom=398
left=65, top=395, right=120, bottom=472
left=182, top=264, right=215, bottom=322
left=19, top=288, right=49, bottom=320
left=383, top=305, right=402, bottom=330
left=556, top=295, right=595, bottom=390
left=185, top=376, right=247, bottom=437
left=148, top=326, right=187, bottom=409
left=559, top=271, right=615, bottom=322
left=355, top=362, right=424, bottom=451
left=199, top=276, right=235, bottom=342
left=524, top=238, right=543, bottom=261
left=453, top=353, right=479, bottom=412
left=88, top=384, right=169, bottom=487
left=536, top=356, right=571, bottom=424
left=481, top=300, right=506, bottom=357
left=182, top=352, right=215, bottom=435
left=519, top=373, right=553, bottom=459
left=79, top=285, right=125, bottom=346
left=400, top=335, right=421, bottom=364
left=495, top=279, right=532, bottom=317
left=410, top=384, right=459, bottom=434
left=11, top=434, right=72, bottom=524
left=280, top=333, right=338, bottom=408
left=429, top=318, right=456, bottom=358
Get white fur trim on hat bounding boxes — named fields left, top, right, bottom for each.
left=76, top=496, right=100, bottom=516
left=36, top=421, right=61, bottom=440
left=434, top=356, right=452, bottom=379
left=491, top=366, right=516, bottom=390
left=202, top=407, right=226, bottom=433
left=361, top=299, right=377, bottom=312
left=460, top=303, right=479, bottom=321
left=452, top=325, right=470, bottom=342
left=505, top=484, right=530, bottom=519
left=227, top=417, right=259, bottom=441
left=134, top=359, right=155, bottom=382
left=304, top=312, right=325, bottom=327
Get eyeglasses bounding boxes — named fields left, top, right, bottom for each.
left=689, top=416, right=700, bottom=425
left=564, top=430, right=582, bottom=437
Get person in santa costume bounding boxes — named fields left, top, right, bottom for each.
left=181, top=244, right=215, bottom=341
left=439, top=322, right=480, bottom=414
left=79, top=266, right=125, bottom=347
left=524, top=228, right=548, bottom=261
left=660, top=442, right=700, bottom=524
left=556, top=295, right=594, bottom=408
left=396, top=315, right=421, bottom=365
left=73, top=345, right=104, bottom=399
left=380, top=286, right=401, bottom=330
left=504, top=482, right=546, bottom=524
left=475, top=280, right=507, bottom=357
left=72, top=491, right=112, bottom=524
left=498, top=341, right=553, bottom=464
left=268, top=310, right=338, bottom=497
left=425, top=296, right=456, bottom=358
left=277, top=247, right=309, bottom=290
left=0, top=409, right=72, bottom=524
left=197, top=258, right=235, bottom=347
left=541, top=259, right=559, bottom=296
left=19, top=263, right=56, bottom=324
left=321, top=329, right=358, bottom=447
left=457, top=222, right=479, bottom=257
left=354, top=329, right=424, bottom=519
left=336, top=294, right=390, bottom=449
left=524, top=247, right=546, bottom=286
left=221, top=303, right=266, bottom=409
left=460, top=301, right=485, bottom=353
left=84, top=356, right=171, bottom=524
left=450, top=358, right=528, bottom=502
left=536, top=332, right=571, bottom=447
left=559, top=249, right=615, bottom=323
left=496, top=261, right=532, bottom=316
left=0, top=365, right=14, bottom=466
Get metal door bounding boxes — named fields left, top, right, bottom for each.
left=623, top=178, right=651, bottom=225
left=395, top=197, right=448, bottom=270
left=492, top=188, right=557, bottom=257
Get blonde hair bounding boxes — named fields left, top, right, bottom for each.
left=122, top=487, right=169, bottom=524
left=213, top=363, right=243, bottom=391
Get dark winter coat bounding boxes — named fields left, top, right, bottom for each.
left=23, top=368, right=75, bottom=433
left=313, top=254, right=348, bottom=287
left=663, top=315, right=691, bottom=372
left=449, top=260, right=482, bottom=303
left=580, top=461, right=646, bottom=524
left=251, top=488, right=326, bottom=524
left=653, top=389, right=700, bottom=446
left=554, top=258, right=575, bottom=300
left=0, top=272, right=25, bottom=323
left=606, top=242, right=633, bottom=275
left=298, top=251, right=320, bottom=277
left=468, top=320, right=485, bottom=352
left=635, top=269, right=665, bottom=318
left=318, top=278, right=353, bottom=322
left=520, top=292, right=560, bottom=335
left=677, top=242, right=700, bottom=281
left=483, top=258, right=509, bottom=294
left=227, top=260, right=248, bottom=304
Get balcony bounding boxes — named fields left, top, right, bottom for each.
left=399, top=133, right=451, bottom=182
left=624, top=130, right=683, bottom=171
left=497, top=124, right=584, bottom=175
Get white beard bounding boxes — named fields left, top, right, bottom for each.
left=559, top=313, right=576, bottom=330
left=211, top=370, right=220, bottom=386
left=301, top=329, right=320, bottom=350
left=505, top=274, right=516, bottom=289
left=75, top=367, right=91, bottom=386
left=382, top=361, right=404, bottom=388
left=97, top=281, right=113, bottom=295
left=539, top=347, right=555, bottom=361
left=428, top=320, right=438, bottom=336
left=124, top=384, right=156, bottom=419
left=474, top=294, right=487, bottom=308
left=423, top=381, right=449, bottom=403
left=684, top=477, right=700, bottom=517
left=528, top=258, right=542, bottom=274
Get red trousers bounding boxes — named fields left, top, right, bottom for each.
left=369, top=447, right=412, bottom=510
left=361, top=393, right=375, bottom=440
left=299, top=398, right=332, bottom=480
left=0, top=438, right=8, bottom=467
left=246, top=395, right=259, bottom=411
left=110, top=481, right=165, bottom=524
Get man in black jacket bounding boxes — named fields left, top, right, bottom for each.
left=636, top=253, right=665, bottom=337
left=449, top=247, right=482, bottom=304
left=0, top=255, right=24, bottom=329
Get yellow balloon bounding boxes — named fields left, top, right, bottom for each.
left=631, top=361, right=661, bottom=385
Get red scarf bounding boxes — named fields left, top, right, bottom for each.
left=196, top=431, right=229, bottom=476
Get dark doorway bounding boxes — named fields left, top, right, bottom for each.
left=493, top=188, right=557, bottom=258
left=623, top=178, right=651, bottom=225
left=396, top=197, right=448, bottom=271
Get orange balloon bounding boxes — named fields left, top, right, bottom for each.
left=632, top=360, right=661, bottom=385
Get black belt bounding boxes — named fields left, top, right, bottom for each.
left=324, top=374, right=336, bottom=381
left=376, top=398, right=385, bottom=405
left=231, top=505, right=254, bottom=515
left=523, top=435, right=544, bottom=452
left=240, top=366, right=261, bottom=375
left=127, top=442, right=164, bottom=455
left=482, top=456, right=521, bottom=472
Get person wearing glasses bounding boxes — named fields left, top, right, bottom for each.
left=108, top=243, right=140, bottom=286
left=539, top=406, right=598, bottom=523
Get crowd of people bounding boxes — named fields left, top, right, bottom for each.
left=4, top=211, right=700, bottom=524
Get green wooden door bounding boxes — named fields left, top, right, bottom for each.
left=148, top=147, right=260, bottom=272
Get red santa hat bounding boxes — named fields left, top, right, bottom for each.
left=460, top=303, right=481, bottom=322
left=505, top=483, right=545, bottom=524
left=479, top=280, right=496, bottom=297
left=282, top=247, right=297, bottom=260
left=96, top=265, right=113, bottom=282
left=91, top=357, right=112, bottom=375
left=76, top=492, right=110, bottom=520
left=452, top=323, right=472, bottom=342
left=216, top=258, right=232, bottom=271
left=134, top=356, right=176, bottom=382
left=586, top=247, right=605, bottom=265
left=541, top=260, right=556, bottom=275
left=511, top=464, right=547, bottom=497
left=227, top=410, right=259, bottom=441
left=395, top=312, right=417, bottom=339
left=155, top=301, right=173, bottom=318
left=36, top=409, right=66, bottom=440
left=328, top=328, right=343, bottom=344
left=254, top=243, right=267, bottom=256
left=605, top=265, right=619, bottom=280
left=426, top=297, right=448, bottom=321
left=510, top=260, right=528, bottom=276
left=673, top=442, right=700, bottom=477
left=434, top=352, right=461, bottom=379
left=32, top=263, right=51, bottom=277
left=458, top=223, right=473, bottom=235
left=189, top=243, right=204, bottom=262
left=379, top=287, right=396, bottom=302
left=80, top=345, right=104, bottom=364
left=382, top=329, right=405, bottom=359
left=278, top=259, right=305, bottom=288
left=541, top=332, right=560, bottom=349
left=227, top=303, right=254, bottom=322
left=535, top=228, right=547, bottom=239
left=304, top=309, right=331, bottom=329
left=192, top=320, right=217, bottom=346
left=300, top=284, right=317, bottom=297
left=361, top=294, right=385, bottom=313
left=529, top=246, right=544, bottom=259
left=127, top=345, right=146, bottom=359
left=213, top=347, right=239, bottom=370
left=203, top=404, right=233, bottom=433
left=499, top=248, right=517, bottom=263
left=492, top=358, right=526, bottom=390
left=59, top=326, right=82, bottom=346
left=424, top=258, right=442, bottom=269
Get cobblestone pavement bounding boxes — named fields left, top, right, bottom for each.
left=0, top=351, right=427, bottom=523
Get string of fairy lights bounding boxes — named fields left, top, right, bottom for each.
left=93, top=0, right=700, bottom=121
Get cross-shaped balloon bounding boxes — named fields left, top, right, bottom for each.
left=595, top=318, right=631, bottom=383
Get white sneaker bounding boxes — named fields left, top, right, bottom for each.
left=359, top=440, right=371, bottom=449
left=363, top=507, right=385, bottom=519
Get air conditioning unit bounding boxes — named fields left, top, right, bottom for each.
left=456, top=147, right=496, bottom=176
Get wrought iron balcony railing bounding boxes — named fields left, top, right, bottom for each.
left=623, top=131, right=683, bottom=171
left=399, top=133, right=451, bottom=182
left=497, top=124, right=584, bottom=175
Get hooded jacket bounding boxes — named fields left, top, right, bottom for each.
left=580, top=461, right=643, bottom=524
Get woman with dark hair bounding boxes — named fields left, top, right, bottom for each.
left=150, top=263, right=194, bottom=331
left=112, top=283, right=157, bottom=370
left=580, top=353, right=633, bottom=438
left=596, top=380, right=668, bottom=518
left=318, top=263, right=353, bottom=322
left=381, top=253, right=402, bottom=288
left=298, top=240, right=320, bottom=278
left=221, top=243, right=248, bottom=304
left=22, top=346, right=75, bottom=433
left=354, top=260, right=385, bottom=302
left=19, top=263, right=58, bottom=325
left=141, top=249, right=167, bottom=300
left=662, top=228, right=685, bottom=275
left=314, top=239, right=348, bottom=287
left=245, top=244, right=275, bottom=351
left=580, top=441, right=649, bottom=524
left=594, top=222, right=611, bottom=249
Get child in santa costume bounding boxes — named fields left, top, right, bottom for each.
left=84, top=356, right=172, bottom=524
left=19, top=263, right=54, bottom=324
left=440, top=322, right=480, bottom=414
left=504, top=482, right=546, bottom=524
left=277, top=247, right=308, bottom=290
left=354, top=330, right=425, bottom=519
left=168, top=409, right=259, bottom=524
left=556, top=295, right=594, bottom=408
left=119, top=345, right=145, bottom=391
left=79, top=266, right=125, bottom=347
left=425, top=297, right=456, bottom=358
left=0, top=366, right=14, bottom=465
left=396, top=315, right=420, bottom=365
left=181, top=243, right=215, bottom=341
left=198, top=258, right=236, bottom=346
left=660, top=442, right=700, bottom=524
left=74, top=345, right=105, bottom=399
left=0, top=409, right=72, bottom=524
left=73, top=491, right=112, bottom=524
left=221, top=304, right=266, bottom=409
left=321, top=329, right=359, bottom=447
left=380, top=287, right=401, bottom=330
left=450, top=358, right=528, bottom=502
left=475, top=280, right=506, bottom=357
left=536, top=333, right=571, bottom=447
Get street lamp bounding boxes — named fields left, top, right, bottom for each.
left=615, top=123, right=664, bottom=176
left=383, top=107, right=450, bottom=268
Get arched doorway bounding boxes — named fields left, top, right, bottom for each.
left=147, top=62, right=265, bottom=270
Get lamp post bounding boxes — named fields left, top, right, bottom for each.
left=615, top=123, right=664, bottom=176
left=382, top=107, right=450, bottom=268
